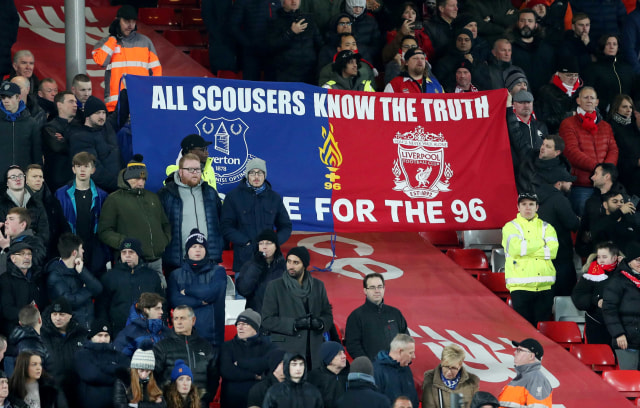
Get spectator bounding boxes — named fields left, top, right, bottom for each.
left=113, top=343, right=165, bottom=407
left=98, top=156, right=171, bottom=283
left=425, top=0, right=458, bottom=60
left=470, top=391, right=500, bottom=408
left=372, top=334, right=418, bottom=408
left=318, top=14, right=355, bottom=68
left=229, top=0, right=282, bottom=81
left=262, top=352, right=323, bottom=408
left=345, top=272, right=408, bottom=360
left=262, top=246, right=333, bottom=370
left=167, top=229, right=227, bottom=346
left=114, top=292, right=170, bottom=357
left=0, top=243, right=47, bottom=336
left=308, top=341, right=349, bottom=408
left=96, top=238, right=164, bottom=336
left=40, top=297, right=87, bottom=408
left=609, top=94, right=640, bottom=196
left=0, top=166, right=49, bottom=245
left=590, top=191, right=638, bottom=250
left=7, top=51, right=38, bottom=96
left=345, top=0, right=382, bottom=65
left=164, top=359, right=200, bottom=408
left=569, top=0, right=626, bottom=43
left=392, top=397, right=413, bottom=408
left=322, top=50, right=375, bottom=91
left=42, top=91, right=77, bottom=192
left=237, top=229, right=286, bottom=314
left=318, top=33, right=376, bottom=87
left=474, top=39, right=523, bottom=91
left=159, top=153, right=224, bottom=271
left=448, top=59, right=479, bottom=93
left=25, top=164, right=70, bottom=258
left=0, top=0, right=19, bottom=79
left=464, top=0, right=517, bottom=44
left=153, top=306, right=219, bottom=407
left=452, top=13, right=491, bottom=65
left=560, top=13, right=597, bottom=74
left=219, top=309, right=274, bottom=408
left=5, top=305, right=47, bottom=377
left=9, top=351, right=66, bottom=408
left=498, top=338, right=552, bottom=408
left=0, top=207, right=46, bottom=275
left=36, top=79, right=58, bottom=121
left=422, top=344, right=479, bottom=408
left=383, top=35, right=418, bottom=85
left=67, top=96, right=123, bottom=193
left=384, top=48, right=443, bottom=93
left=74, top=319, right=129, bottom=408
left=504, top=67, right=530, bottom=101
left=46, top=233, right=102, bottom=329
left=0, top=81, right=42, bottom=172
left=267, top=0, right=322, bottom=84
left=584, top=34, right=637, bottom=116
left=335, top=356, right=391, bottom=408
left=506, top=90, right=548, bottom=176
left=56, top=152, right=111, bottom=277
left=201, top=0, right=236, bottom=74
left=535, top=57, right=582, bottom=135
left=164, top=134, right=218, bottom=191
left=526, top=0, right=565, bottom=48
left=603, top=241, right=640, bottom=369
left=221, top=158, right=292, bottom=274
left=383, top=3, right=435, bottom=64
left=92, top=5, right=161, bottom=112
left=433, top=28, right=477, bottom=91
left=501, top=193, right=558, bottom=327
left=560, top=86, right=619, bottom=216
left=508, top=9, right=556, bottom=97
left=10, top=76, right=46, bottom=130
left=245, top=348, right=286, bottom=408
left=70, top=73, right=92, bottom=123
left=572, top=241, right=621, bottom=346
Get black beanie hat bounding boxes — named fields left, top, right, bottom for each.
left=88, top=319, right=112, bottom=340
left=287, top=246, right=310, bottom=268
left=120, top=237, right=143, bottom=258
left=185, top=228, right=208, bottom=254
left=84, top=96, right=107, bottom=118
left=256, top=229, right=278, bottom=246
left=350, top=356, right=373, bottom=376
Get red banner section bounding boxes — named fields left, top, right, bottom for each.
left=286, top=232, right=632, bottom=407
left=325, top=89, right=517, bottom=232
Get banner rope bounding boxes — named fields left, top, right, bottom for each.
left=311, top=232, right=337, bottom=272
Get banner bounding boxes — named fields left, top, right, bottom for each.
left=127, top=76, right=517, bottom=232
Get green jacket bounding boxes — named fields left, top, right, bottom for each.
left=98, top=169, right=171, bottom=261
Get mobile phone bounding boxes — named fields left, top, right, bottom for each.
left=631, top=195, right=640, bottom=207
left=413, top=21, right=423, bottom=30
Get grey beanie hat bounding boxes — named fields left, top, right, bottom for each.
left=245, top=158, right=267, bottom=179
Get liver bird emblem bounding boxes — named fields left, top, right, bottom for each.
left=416, top=167, right=432, bottom=187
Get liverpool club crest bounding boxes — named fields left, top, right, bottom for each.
left=392, top=126, right=453, bottom=198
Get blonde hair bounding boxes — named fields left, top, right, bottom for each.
left=441, top=344, right=465, bottom=366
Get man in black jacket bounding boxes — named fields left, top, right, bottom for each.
left=42, top=91, right=77, bottom=192
left=262, top=352, right=323, bottom=408
left=345, top=272, right=408, bottom=361
left=425, top=0, right=458, bottom=61
left=507, top=90, right=548, bottom=181
left=153, top=305, right=219, bottom=407
left=262, top=246, right=333, bottom=370
left=308, top=341, right=349, bottom=408
left=246, top=348, right=286, bottom=408
left=336, top=356, right=390, bottom=408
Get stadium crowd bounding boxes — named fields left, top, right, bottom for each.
left=2, top=0, right=640, bottom=406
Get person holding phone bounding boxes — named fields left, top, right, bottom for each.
left=382, top=2, right=435, bottom=64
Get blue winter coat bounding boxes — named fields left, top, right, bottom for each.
left=157, top=174, right=224, bottom=270
left=114, top=309, right=171, bottom=357
left=373, top=350, right=419, bottom=408
left=221, top=179, right=292, bottom=271
left=74, top=341, right=129, bottom=408
left=168, top=260, right=227, bottom=346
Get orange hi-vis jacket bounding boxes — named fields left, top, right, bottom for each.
left=499, top=362, right=553, bottom=408
left=92, top=31, right=162, bottom=112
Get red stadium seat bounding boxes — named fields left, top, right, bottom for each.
left=224, top=324, right=237, bottom=342
left=182, top=8, right=204, bottom=28
left=158, top=0, right=199, bottom=7
left=477, top=272, right=509, bottom=299
left=221, top=249, right=234, bottom=275
left=138, top=8, right=180, bottom=30
left=569, top=344, right=617, bottom=372
left=537, top=321, right=582, bottom=349
left=419, top=230, right=461, bottom=251
left=602, top=370, right=640, bottom=398
left=216, top=70, right=243, bottom=79
left=189, top=48, right=210, bottom=69
left=445, top=248, right=489, bottom=276
left=162, top=29, right=206, bottom=51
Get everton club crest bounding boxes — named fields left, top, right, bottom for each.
left=392, top=126, right=453, bottom=199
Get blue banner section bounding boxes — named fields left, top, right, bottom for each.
left=127, top=75, right=334, bottom=231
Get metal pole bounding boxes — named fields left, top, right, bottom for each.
left=64, top=0, right=86, bottom=89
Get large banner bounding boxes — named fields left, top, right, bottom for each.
left=127, top=76, right=517, bottom=232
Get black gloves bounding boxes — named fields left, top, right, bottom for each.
left=294, top=316, right=311, bottom=331
left=108, top=19, right=123, bottom=40
left=310, top=317, right=324, bottom=332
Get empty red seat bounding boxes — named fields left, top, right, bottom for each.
left=419, top=230, right=460, bottom=251
left=569, top=344, right=617, bottom=372
left=602, top=370, right=640, bottom=398
left=138, top=7, right=180, bottom=29
left=446, top=248, right=489, bottom=275
left=163, top=29, right=206, bottom=50
left=537, top=321, right=582, bottom=349
left=182, top=8, right=204, bottom=28
left=477, top=272, right=509, bottom=299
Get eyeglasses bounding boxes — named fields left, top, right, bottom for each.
left=181, top=167, right=202, bottom=174
left=442, top=365, right=462, bottom=372
left=338, top=21, right=353, bottom=26
left=248, top=171, right=264, bottom=177
left=7, top=174, right=24, bottom=181
left=366, top=285, right=385, bottom=291
left=514, top=347, right=532, bottom=354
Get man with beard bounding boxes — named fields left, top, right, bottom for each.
left=159, top=152, right=224, bottom=272
left=262, top=246, right=333, bottom=370
left=384, top=48, right=443, bottom=93
left=509, top=9, right=556, bottom=97
left=534, top=166, right=580, bottom=296
left=68, top=96, right=123, bottom=193
left=165, top=134, right=217, bottom=190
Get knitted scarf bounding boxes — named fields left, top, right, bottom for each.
left=551, top=74, right=580, bottom=96
left=246, top=180, right=267, bottom=195
left=282, top=269, right=312, bottom=298
left=583, top=260, right=617, bottom=282
left=577, top=107, right=598, bottom=134
left=611, top=112, right=632, bottom=126
left=440, top=368, right=461, bottom=390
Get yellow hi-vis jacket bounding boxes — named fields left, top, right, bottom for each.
left=502, top=214, right=558, bottom=292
